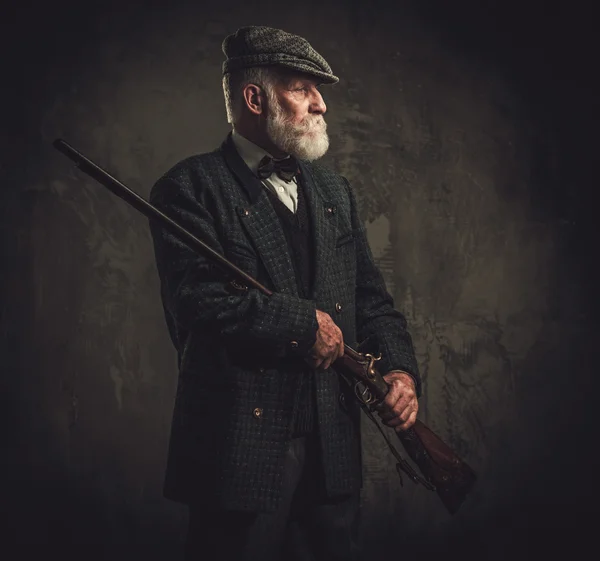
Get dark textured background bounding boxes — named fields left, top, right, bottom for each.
left=2, top=0, right=598, bottom=559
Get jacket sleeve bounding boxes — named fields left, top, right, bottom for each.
left=344, top=177, right=422, bottom=397
left=149, top=174, right=318, bottom=357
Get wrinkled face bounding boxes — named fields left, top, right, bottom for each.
left=265, top=73, right=330, bottom=161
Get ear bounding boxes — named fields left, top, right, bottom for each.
left=242, top=83, right=265, bottom=116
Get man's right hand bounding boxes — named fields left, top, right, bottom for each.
left=306, top=310, right=344, bottom=370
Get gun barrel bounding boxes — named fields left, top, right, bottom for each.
left=53, top=138, right=272, bottom=296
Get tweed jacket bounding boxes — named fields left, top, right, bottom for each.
left=149, top=133, right=420, bottom=513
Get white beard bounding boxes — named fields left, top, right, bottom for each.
left=265, top=96, right=329, bottom=161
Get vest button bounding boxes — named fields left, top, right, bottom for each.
left=253, top=407, right=263, bottom=419
left=335, top=302, right=343, bottom=313
left=290, top=341, right=299, bottom=349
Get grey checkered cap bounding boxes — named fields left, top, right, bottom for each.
left=222, top=26, right=339, bottom=84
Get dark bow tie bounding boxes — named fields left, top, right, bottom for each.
left=257, top=155, right=299, bottom=182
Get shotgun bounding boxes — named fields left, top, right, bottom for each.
left=53, top=138, right=477, bottom=514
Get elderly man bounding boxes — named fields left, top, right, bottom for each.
left=149, top=26, right=421, bottom=561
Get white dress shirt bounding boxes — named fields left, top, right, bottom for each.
left=231, top=129, right=299, bottom=214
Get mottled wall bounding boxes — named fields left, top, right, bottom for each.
left=2, top=0, right=598, bottom=559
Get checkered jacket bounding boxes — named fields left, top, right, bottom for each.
left=149, top=134, right=420, bottom=512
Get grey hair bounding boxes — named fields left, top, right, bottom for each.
left=222, top=66, right=281, bottom=125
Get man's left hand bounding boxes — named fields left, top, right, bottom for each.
left=376, top=371, right=418, bottom=432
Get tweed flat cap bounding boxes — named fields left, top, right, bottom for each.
left=222, top=26, right=339, bottom=84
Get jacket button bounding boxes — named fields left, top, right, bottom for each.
left=239, top=207, right=250, bottom=217
left=253, top=407, right=263, bottom=418
left=335, top=302, right=343, bottom=313
left=290, top=341, right=299, bottom=349
left=229, top=280, right=248, bottom=292
left=339, top=392, right=347, bottom=410
left=258, top=367, right=265, bottom=373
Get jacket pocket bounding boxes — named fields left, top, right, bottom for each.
left=336, top=232, right=354, bottom=248
left=226, top=246, right=259, bottom=277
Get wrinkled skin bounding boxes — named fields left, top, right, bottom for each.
left=376, top=371, right=418, bottom=431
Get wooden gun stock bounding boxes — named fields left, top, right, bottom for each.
left=334, top=349, right=477, bottom=514
left=400, top=420, right=477, bottom=514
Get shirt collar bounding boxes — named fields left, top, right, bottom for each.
left=231, top=129, right=274, bottom=176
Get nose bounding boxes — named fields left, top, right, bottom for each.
left=310, top=88, right=327, bottom=115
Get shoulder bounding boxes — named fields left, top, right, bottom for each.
left=302, top=160, right=351, bottom=190
left=150, top=147, right=228, bottom=203
left=301, top=160, right=353, bottom=203
left=302, top=160, right=347, bottom=184
left=157, top=149, right=225, bottom=187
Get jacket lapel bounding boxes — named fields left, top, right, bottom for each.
left=221, top=134, right=299, bottom=296
left=298, top=162, right=338, bottom=300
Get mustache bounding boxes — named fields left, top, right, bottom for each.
left=268, top=95, right=326, bottom=133
left=291, top=114, right=327, bottom=133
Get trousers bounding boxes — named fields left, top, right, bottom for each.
left=185, top=435, right=362, bottom=561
